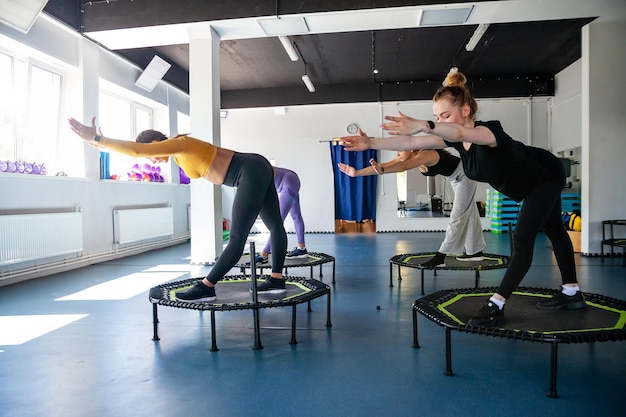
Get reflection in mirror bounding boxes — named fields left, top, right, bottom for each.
left=396, top=171, right=452, bottom=219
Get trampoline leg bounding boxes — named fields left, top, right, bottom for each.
left=547, top=343, right=559, bottom=398
left=310, top=265, right=313, bottom=279
left=389, top=262, right=394, bottom=287
left=420, top=269, right=425, bottom=295
left=326, top=292, right=332, bottom=327
left=332, top=260, right=336, bottom=285
left=307, top=300, right=312, bottom=312
left=444, top=327, right=455, bottom=376
left=475, top=269, right=480, bottom=287
left=252, top=308, right=263, bottom=350
left=319, top=264, right=323, bottom=278
left=290, top=305, right=298, bottom=345
left=398, top=264, right=402, bottom=281
left=152, top=304, right=160, bottom=341
left=210, top=310, right=219, bottom=352
left=412, top=307, right=420, bottom=348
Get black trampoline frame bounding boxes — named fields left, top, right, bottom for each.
left=237, top=252, right=337, bottom=284
left=149, top=275, right=332, bottom=351
left=412, top=286, right=626, bottom=398
left=389, top=252, right=510, bottom=294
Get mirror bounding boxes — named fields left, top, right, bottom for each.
left=396, top=170, right=453, bottom=219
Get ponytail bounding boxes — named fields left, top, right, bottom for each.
left=433, top=68, right=478, bottom=120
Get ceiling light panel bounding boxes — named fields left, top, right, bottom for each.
left=135, top=55, right=171, bottom=92
left=419, top=6, right=473, bottom=26
left=0, top=0, right=49, bottom=33
left=257, top=16, right=310, bottom=36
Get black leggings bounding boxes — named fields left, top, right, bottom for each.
left=205, top=153, right=287, bottom=284
left=496, top=178, right=577, bottom=299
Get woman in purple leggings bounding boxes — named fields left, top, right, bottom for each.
left=254, top=167, right=308, bottom=264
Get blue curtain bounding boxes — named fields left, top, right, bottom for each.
left=330, top=142, right=378, bottom=221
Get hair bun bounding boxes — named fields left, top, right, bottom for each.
left=443, top=67, right=467, bottom=88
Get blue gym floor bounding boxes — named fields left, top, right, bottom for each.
left=1, top=231, right=624, bottom=417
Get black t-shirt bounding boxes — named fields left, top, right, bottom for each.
left=443, top=120, right=565, bottom=202
left=421, top=149, right=460, bottom=177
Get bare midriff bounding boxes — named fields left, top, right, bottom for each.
left=202, top=147, right=235, bottom=185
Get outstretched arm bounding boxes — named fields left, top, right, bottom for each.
left=338, top=150, right=439, bottom=177
left=340, top=127, right=447, bottom=152
left=382, top=111, right=496, bottom=146
left=68, top=116, right=184, bottom=157
left=338, top=158, right=398, bottom=177
left=68, top=117, right=108, bottom=148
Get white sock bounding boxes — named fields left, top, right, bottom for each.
left=489, top=297, right=505, bottom=310
left=561, top=285, right=579, bottom=296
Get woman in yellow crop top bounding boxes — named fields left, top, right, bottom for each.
left=68, top=117, right=288, bottom=302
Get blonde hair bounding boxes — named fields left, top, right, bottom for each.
left=433, top=67, right=478, bottom=120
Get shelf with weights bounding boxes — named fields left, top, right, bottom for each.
left=486, top=188, right=521, bottom=234
left=561, top=192, right=581, bottom=213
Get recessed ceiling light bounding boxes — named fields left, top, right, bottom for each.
left=419, top=6, right=473, bottom=26
left=257, top=16, right=310, bottom=36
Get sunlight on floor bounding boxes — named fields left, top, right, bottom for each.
left=55, top=271, right=186, bottom=301
left=0, top=314, right=88, bottom=346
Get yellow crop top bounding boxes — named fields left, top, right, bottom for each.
left=99, top=135, right=218, bottom=179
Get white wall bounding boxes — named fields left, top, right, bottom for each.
left=581, top=18, right=626, bottom=254
left=0, top=15, right=191, bottom=285
left=552, top=59, right=582, bottom=153
left=220, top=98, right=547, bottom=233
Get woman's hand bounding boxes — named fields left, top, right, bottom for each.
left=337, top=163, right=357, bottom=177
left=369, top=158, right=384, bottom=175
left=340, top=128, right=371, bottom=151
left=382, top=111, right=423, bottom=135
left=68, top=116, right=104, bottom=147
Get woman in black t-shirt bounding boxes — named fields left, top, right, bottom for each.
left=340, top=68, right=586, bottom=326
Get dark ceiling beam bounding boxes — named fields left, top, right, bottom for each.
left=222, top=76, right=555, bottom=109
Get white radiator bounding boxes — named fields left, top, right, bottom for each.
left=113, top=207, right=173, bottom=245
left=0, top=212, right=83, bottom=266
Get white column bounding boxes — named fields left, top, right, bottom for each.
left=581, top=17, right=626, bottom=254
left=80, top=37, right=100, bottom=180
left=188, top=25, right=223, bottom=264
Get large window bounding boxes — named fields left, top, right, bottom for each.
left=0, top=51, right=63, bottom=174
left=98, top=91, right=158, bottom=181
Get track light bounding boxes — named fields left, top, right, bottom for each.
left=465, top=23, right=490, bottom=52
left=301, top=74, right=315, bottom=93
left=278, top=36, right=299, bottom=61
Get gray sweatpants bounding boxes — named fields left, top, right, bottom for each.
left=438, top=162, right=485, bottom=256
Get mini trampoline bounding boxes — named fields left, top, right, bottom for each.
left=412, top=287, right=626, bottom=397
left=237, top=252, right=336, bottom=284
left=149, top=275, right=331, bottom=351
left=389, top=252, right=510, bottom=294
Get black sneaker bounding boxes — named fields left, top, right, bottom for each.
left=245, top=254, right=268, bottom=266
left=421, top=252, right=446, bottom=268
left=253, top=277, right=287, bottom=294
left=467, top=300, right=505, bottom=327
left=536, top=290, right=587, bottom=310
left=286, top=247, right=308, bottom=258
left=456, top=251, right=484, bottom=262
left=175, top=282, right=216, bottom=303
left=255, top=254, right=268, bottom=264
